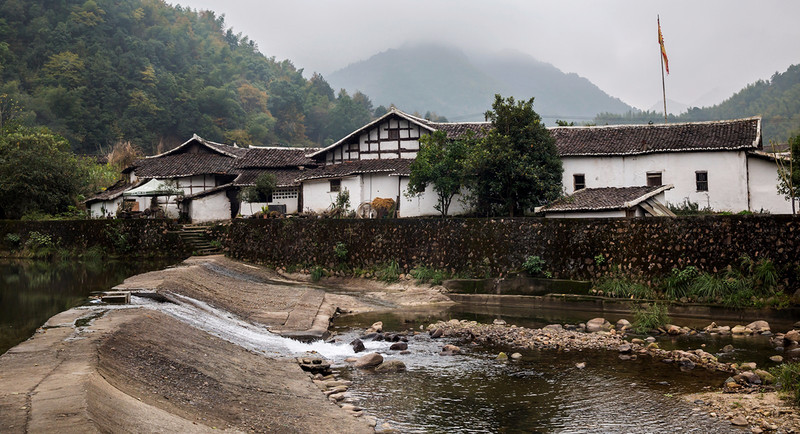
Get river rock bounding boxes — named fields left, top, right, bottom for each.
left=678, top=360, right=696, bottom=371
left=666, top=325, right=682, bottom=335
left=493, top=319, right=507, bottom=325
left=389, top=342, right=408, bottom=351
left=735, top=371, right=761, bottom=384
left=430, top=328, right=444, bottom=338
left=575, top=362, right=586, bottom=369
left=497, top=352, right=508, bottom=360
left=367, top=321, right=383, bottom=334
left=375, top=359, right=406, bottom=373
left=543, top=324, right=563, bottom=331
left=722, top=344, right=734, bottom=353
left=730, top=416, right=749, bottom=426
left=645, top=336, right=656, bottom=343
left=718, top=326, right=731, bottom=335
left=618, top=343, right=632, bottom=354
left=354, top=352, right=383, bottom=368
left=616, top=319, right=631, bottom=330
left=731, top=325, right=750, bottom=335
left=746, top=320, right=770, bottom=333
left=784, top=330, right=800, bottom=343
left=350, top=338, right=366, bottom=353
left=770, top=355, right=783, bottom=363
left=441, top=344, right=461, bottom=355
left=739, top=362, right=757, bottom=371
left=510, top=352, right=522, bottom=360
left=631, top=338, right=645, bottom=345
left=586, top=318, right=611, bottom=332
left=754, top=369, right=775, bottom=384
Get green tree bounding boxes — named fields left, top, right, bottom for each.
left=239, top=172, right=277, bottom=203
left=407, top=130, right=473, bottom=217
left=468, top=94, right=563, bottom=217
left=0, top=125, right=83, bottom=218
left=776, top=135, right=800, bottom=214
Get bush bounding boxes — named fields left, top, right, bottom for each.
left=522, top=255, right=546, bottom=277
left=334, top=242, right=348, bottom=261
left=4, top=233, right=21, bottom=250
left=770, top=362, right=800, bottom=405
left=25, top=231, right=54, bottom=250
left=377, top=260, right=400, bottom=283
left=411, top=266, right=448, bottom=286
left=664, top=266, right=699, bottom=300
left=632, top=303, right=670, bottom=333
left=310, top=266, right=325, bottom=282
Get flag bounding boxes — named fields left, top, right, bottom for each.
left=658, top=17, right=669, bottom=74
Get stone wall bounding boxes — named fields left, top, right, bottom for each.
left=0, top=219, right=187, bottom=256
left=223, top=215, right=800, bottom=286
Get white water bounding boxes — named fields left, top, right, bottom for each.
left=132, top=294, right=366, bottom=360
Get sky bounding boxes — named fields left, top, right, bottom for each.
left=172, top=0, right=800, bottom=111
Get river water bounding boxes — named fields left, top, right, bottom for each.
left=3, top=261, right=771, bottom=432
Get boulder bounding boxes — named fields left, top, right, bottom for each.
left=493, top=319, right=507, bottom=325
left=429, top=328, right=444, bottom=339
left=389, top=342, right=408, bottom=351
left=754, top=369, right=775, bottom=385
left=784, top=330, right=800, bottom=343
left=354, top=352, right=384, bottom=368
left=730, top=416, right=749, bottom=427
left=374, top=360, right=406, bottom=373
left=586, top=318, right=611, bottom=333
left=616, top=319, right=631, bottom=331
left=367, top=321, right=383, bottom=334
left=631, top=338, right=645, bottom=345
left=510, top=353, right=522, bottom=360
left=666, top=325, right=682, bottom=335
left=722, top=344, right=734, bottom=353
left=739, top=362, right=757, bottom=371
left=350, top=338, right=366, bottom=353
left=770, top=355, right=783, bottom=363
left=441, top=344, right=461, bottom=355
left=746, top=320, right=770, bottom=333
left=731, top=325, right=750, bottom=335
left=618, top=344, right=632, bottom=354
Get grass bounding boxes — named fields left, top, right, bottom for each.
left=310, top=266, right=325, bottom=282
left=376, top=260, right=400, bottom=283
left=770, top=362, right=800, bottom=405
left=632, top=303, right=670, bottom=333
left=410, top=265, right=449, bottom=285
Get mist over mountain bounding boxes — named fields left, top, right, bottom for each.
left=328, top=44, right=633, bottom=124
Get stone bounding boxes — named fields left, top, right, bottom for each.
left=497, top=352, right=508, bottom=360
left=678, top=360, right=696, bottom=371
left=616, top=319, right=631, bottom=330
left=543, top=324, right=563, bottom=331
left=769, top=355, right=783, bottom=363
left=374, top=360, right=406, bottom=373
left=736, top=371, right=761, bottom=384
left=389, top=342, right=408, bottom=351
left=510, top=353, right=522, bottom=360
left=618, top=344, right=632, bottom=354
left=631, top=338, right=645, bottom=345
left=493, top=319, right=507, bottom=325
left=354, top=352, right=383, bottom=368
left=722, top=344, right=734, bottom=352
left=739, top=362, right=757, bottom=371
left=350, top=338, right=365, bottom=353
left=746, top=320, right=770, bottom=333
left=430, top=329, right=444, bottom=338
left=732, top=325, right=750, bottom=335
left=666, top=325, right=681, bottom=335
left=367, top=321, right=383, bottom=334
left=730, top=416, right=749, bottom=426
left=784, top=330, right=800, bottom=343
left=575, top=362, right=586, bottom=369
left=754, top=369, right=775, bottom=385
left=586, top=318, right=611, bottom=332
left=441, top=344, right=461, bottom=355
left=344, top=357, right=358, bottom=363
left=645, top=336, right=656, bottom=343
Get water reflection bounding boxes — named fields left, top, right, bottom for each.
left=0, top=257, right=180, bottom=355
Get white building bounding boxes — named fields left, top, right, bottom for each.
left=300, top=109, right=792, bottom=216
left=86, top=135, right=319, bottom=222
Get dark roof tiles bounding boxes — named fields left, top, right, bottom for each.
left=297, top=159, right=413, bottom=181
left=540, top=185, right=669, bottom=212
left=235, top=147, right=319, bottom=169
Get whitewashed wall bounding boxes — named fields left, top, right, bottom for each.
left=747, top=156, right=794, bottom=214
left=189, top=191, right=230, bottom=222
left=302, top=176, right=361, bottom=213
left=561, top=151, right=750, bottom=212
left=89, top=197, right=122, bottom=218
left=399, top=179, right=470, bottom=217
left=240, top=187, right=300, bottom=216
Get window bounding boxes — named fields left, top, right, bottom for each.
left=646, top=172, right=662, bottom=187
left=696, top=171, right=708, bottom=191
left=573, top=174, right=586, bottom=191
left=329, top=179, right=341, bottom=192
left=272, top=188, right=299, bottom=200
left=387, top=128, right=400, bottom=140
left=348, top=143, right=359, bottom=152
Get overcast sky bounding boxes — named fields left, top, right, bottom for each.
left=173, top=0, right=799, bottom=111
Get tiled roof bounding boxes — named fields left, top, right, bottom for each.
left=233, top=168, right=306, bottom=187
left=235, top=147, right=319, bottom=169
left=132, top=153, right=236, bottom=178
left=297, top=159, right=413, bottom=181
left=539, top=185, right=673, bottom=212
left=84, top=179, right=144, bottom=204
left=429, top=122, right=491, bottom=139
left=550, top=118, right=761, bottom=156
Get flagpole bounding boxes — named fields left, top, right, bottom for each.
left=659, top=15, right=668, bottom=123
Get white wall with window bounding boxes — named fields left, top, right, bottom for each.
left=561, top=151, right=750, bottom=211
left=240, top=187, right=301, bottom=216
left=747, top=156, right=794, bottom=214
left=302, top=176, right=361, bottom=213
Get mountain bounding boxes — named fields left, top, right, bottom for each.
left=0, top=0, right=372, bottom=154
left=327, top=44, right=633, bottom=124
left=595, top=63, right=800, bottom=144
left=647, top=99, right=690, bottom=116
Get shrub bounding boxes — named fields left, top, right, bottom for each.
left=4, top=233, right=21, bottom=250
left=334, top=242, right=348, bottom=261
left=310, top=266, right=325, bottom=282
left=377, top=260, right=400, bottom=283
left=522, top=255, right=546, bottom=277
left=632, top=303, right=670, bottom=333
left=411, top=266, right=448, bottom=286
left=770, top=362, right=800, bottom=405
left=663, top=266, right=699, bottom=299
left=25, top=231, right=54, bottom=250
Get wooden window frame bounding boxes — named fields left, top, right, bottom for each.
left=695, top=171, right=708, bottom=192
left=573, top=173, right=586, bottom=191
left=646, top=172, right=663, bottom=187
left=329, top=179, right=341, bottom=193
left=387, top=128, right=400, bottom=140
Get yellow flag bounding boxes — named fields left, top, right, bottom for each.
left=658, top=17, right=670, bottom=74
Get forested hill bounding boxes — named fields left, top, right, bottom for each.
left=594, top=63, right=800, bottom=145
left=0, top=0, right=376, bottom=154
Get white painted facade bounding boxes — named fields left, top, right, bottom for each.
left=88, top=197, right=121, bottom=218
left=747, top=156, right=795, bottom=214
left=562, top=151, right=752, bottom=212
left=239, top=187, right=301, bottom=216
left=188, top=190, right=230, bottom=222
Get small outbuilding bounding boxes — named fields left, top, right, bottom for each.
left=537, top=185, right=676, bottom=218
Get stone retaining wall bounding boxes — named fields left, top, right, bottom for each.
left=0, top=219, right=186, bottom=256
left=223, top=215, right=800, bottom=287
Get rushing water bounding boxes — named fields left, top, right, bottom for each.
left=0, top=257, right=180, bottom=355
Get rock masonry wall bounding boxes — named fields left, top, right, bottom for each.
left=224, top=215, right=800, bottom=285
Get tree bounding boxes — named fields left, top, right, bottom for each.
left=407, top=130, right=473, bottom=217
left=239, top=172, right=277, bottom=213
left=467, top=95, right=563, bottom=217
left=776, top=135, right=800, bottom=214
